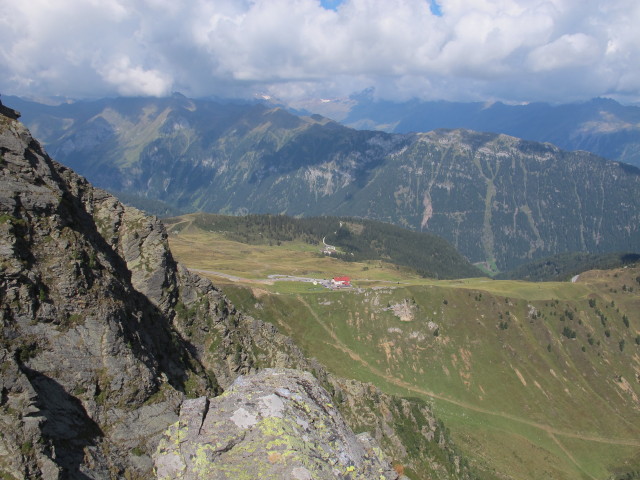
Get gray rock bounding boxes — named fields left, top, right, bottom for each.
left=0, top=96, right=208, bottom=478
left=154, top=368, right=398, bottom=480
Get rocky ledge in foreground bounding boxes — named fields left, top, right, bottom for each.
left=154, top=368, right=399, bottom=480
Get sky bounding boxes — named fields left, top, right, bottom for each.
left=1, top=0, right=639, bottom=105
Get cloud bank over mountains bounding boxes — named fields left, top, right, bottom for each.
left=1, top=0, right=639, bottom=104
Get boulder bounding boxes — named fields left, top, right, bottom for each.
left=154, top=368, right=398, bottom=480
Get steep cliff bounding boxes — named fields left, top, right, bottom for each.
left=0, top=100, right=217, bottom=479
left=0, top=100, right=472, bottom=479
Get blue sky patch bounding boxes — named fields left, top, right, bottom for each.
left=320, top=0, right=344, bottom=11
left=320, top=0, right=442, bottom=16
left=430, top=0, right=442, bottom=16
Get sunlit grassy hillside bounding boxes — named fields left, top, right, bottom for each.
left=167, top=216, right=640, bottom=480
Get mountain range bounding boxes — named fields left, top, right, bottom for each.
left=2, top=98, right=639, bottom=479
left=288, top=92, right=640, bottom=169
left=5, top=95, right=640, bottom=272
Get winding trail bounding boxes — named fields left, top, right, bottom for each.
left=296, top=295, right=640, bottom=449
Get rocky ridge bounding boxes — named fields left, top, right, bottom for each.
left=0, top=100, right=472, bottom=479
left=0, top=99, right=209, bottom=479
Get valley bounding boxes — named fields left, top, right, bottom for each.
left=167, top=215, right=640, bottom=480
left=2, top=100, right=638, bottom=479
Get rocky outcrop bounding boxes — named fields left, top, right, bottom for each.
left=153, top=369, right=399, bottom=480
left=0, top=100, right=211, bottom=478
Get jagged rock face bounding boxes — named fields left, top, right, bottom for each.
left=153, top=369, right=398, bottom=480
left=0, top=101, right=213, bottom=478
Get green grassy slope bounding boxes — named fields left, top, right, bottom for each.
left=222, top=269, right=640, bottom=480
left=165, top=221, right=640, bottom=480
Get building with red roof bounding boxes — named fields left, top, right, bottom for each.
left=331, top=276, right=351, bottom=287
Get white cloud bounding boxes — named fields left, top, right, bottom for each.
left=528, top=33, right=601, bottom=71
left=99, top=55, right=172, bottom=96
left=0, top=0, right=639, bottom=103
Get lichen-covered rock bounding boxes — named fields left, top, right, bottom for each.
left=154, top=368, right=398, bottom=480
